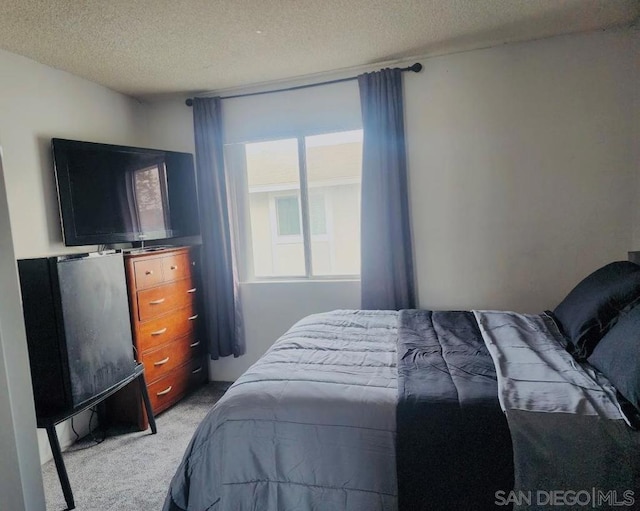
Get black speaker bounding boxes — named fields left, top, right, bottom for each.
left=18, top=251, right=136, bottom=418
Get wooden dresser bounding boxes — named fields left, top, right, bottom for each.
left=110, top=246, right=207, bottom=429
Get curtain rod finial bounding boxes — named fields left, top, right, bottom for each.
left=409, top=63, right=422, bottom=73
left=185, top=98, right=194, bottom=107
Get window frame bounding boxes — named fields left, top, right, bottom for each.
left=227, top=128, right=362, bottom=282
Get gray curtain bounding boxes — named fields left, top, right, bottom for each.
left=358, top=68, right=416, bottom=310
left=192, top=97, right=245, bottom=358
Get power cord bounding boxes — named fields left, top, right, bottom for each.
left=68, top=406, right=106, bottom=450
left=88, top=407, right=106, bottom=444
left=70, top=417, right=80, bottom=442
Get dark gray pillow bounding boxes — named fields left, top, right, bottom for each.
left=553, top=261, right=640, bottom=359
left=588, top=302, right=640, bottom=412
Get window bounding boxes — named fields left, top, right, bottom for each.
left=227, top=129, right=362, bottom=279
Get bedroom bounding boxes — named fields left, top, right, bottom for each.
left=0, top=1, right=638, bottom=510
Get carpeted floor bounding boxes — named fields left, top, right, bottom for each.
left=42, top=382, right=232, bottom=511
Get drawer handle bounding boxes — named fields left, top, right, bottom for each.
left=145, top=270, right=154, bottom=275
left=170, top=265, right=178, bottom=270
left=149, top=298, right=165, bottom=305
left=190, top=340, right=201, bottom=348
left=151, top=327, right=167, bottom=336
left=187, top=287, right=197, bottom=294
left=156, top=386, right=173, bottom=396
left=154, top=356, right=170, bottom=366
left=188, top=314, right=198, bottom=321
left=192, top=367, right=203, bottom=374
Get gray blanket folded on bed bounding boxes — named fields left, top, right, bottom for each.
left=476, top=311, right=640, bottom=511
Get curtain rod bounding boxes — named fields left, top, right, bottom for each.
left=185, top=62, right=422, bottom=106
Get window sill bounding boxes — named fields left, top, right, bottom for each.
left=241, top=278, right=360, bottom=285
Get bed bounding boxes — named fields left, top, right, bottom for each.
left=164, top=262, right=640, bottom=511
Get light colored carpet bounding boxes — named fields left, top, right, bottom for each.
left=42, top=382, right=232, bottom=511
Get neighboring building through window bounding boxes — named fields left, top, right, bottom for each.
left=226, top=130, right=362, bottom=279
left=274, top=195, right=301, bottom=237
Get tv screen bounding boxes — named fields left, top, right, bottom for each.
left=52, top=139, right=200, bottom=246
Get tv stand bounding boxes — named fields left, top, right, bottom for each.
left=38, top=364, right=156, bottom=510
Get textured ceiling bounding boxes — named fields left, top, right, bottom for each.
left=0, top=0, right=638, bottom=100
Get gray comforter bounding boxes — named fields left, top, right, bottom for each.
left=165, top=309, right=639, bottom=511
left=164, top=310, right=399, bottom=511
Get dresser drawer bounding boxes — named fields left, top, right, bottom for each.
left=137, top=278, right=197, bottom=321
left=141, top=335, right=203, bottom=384
left=148, top=367, right=190, bottom=413
left=133, top=258, right=164, bottom=290
left=161, top=251, right=192, bottom=283
left=137, top=305, right=199, bottom=353
left=148, top=359, right=205, bottom=413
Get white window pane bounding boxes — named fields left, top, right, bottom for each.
left=245, top=139, right=305, bottom=277
left=305, top=130, right=362, bottom=276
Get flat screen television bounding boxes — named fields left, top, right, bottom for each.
left=52, top=138, right=200, bottom=246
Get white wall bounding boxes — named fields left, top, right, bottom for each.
left=221, top=81, right=362, bottom=143
left=0, top=47, right=150, bottom=470
left=215, top=280, right=360, bottom=381
left=145, top=98, right=195, bottom=154
left=407, top=28, right=639, bottom=312
left=145, top=28, right=638, bottom=382
left=0, top=49, right=149, bottom=259
left=0, top=149, right=45, bottom=511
